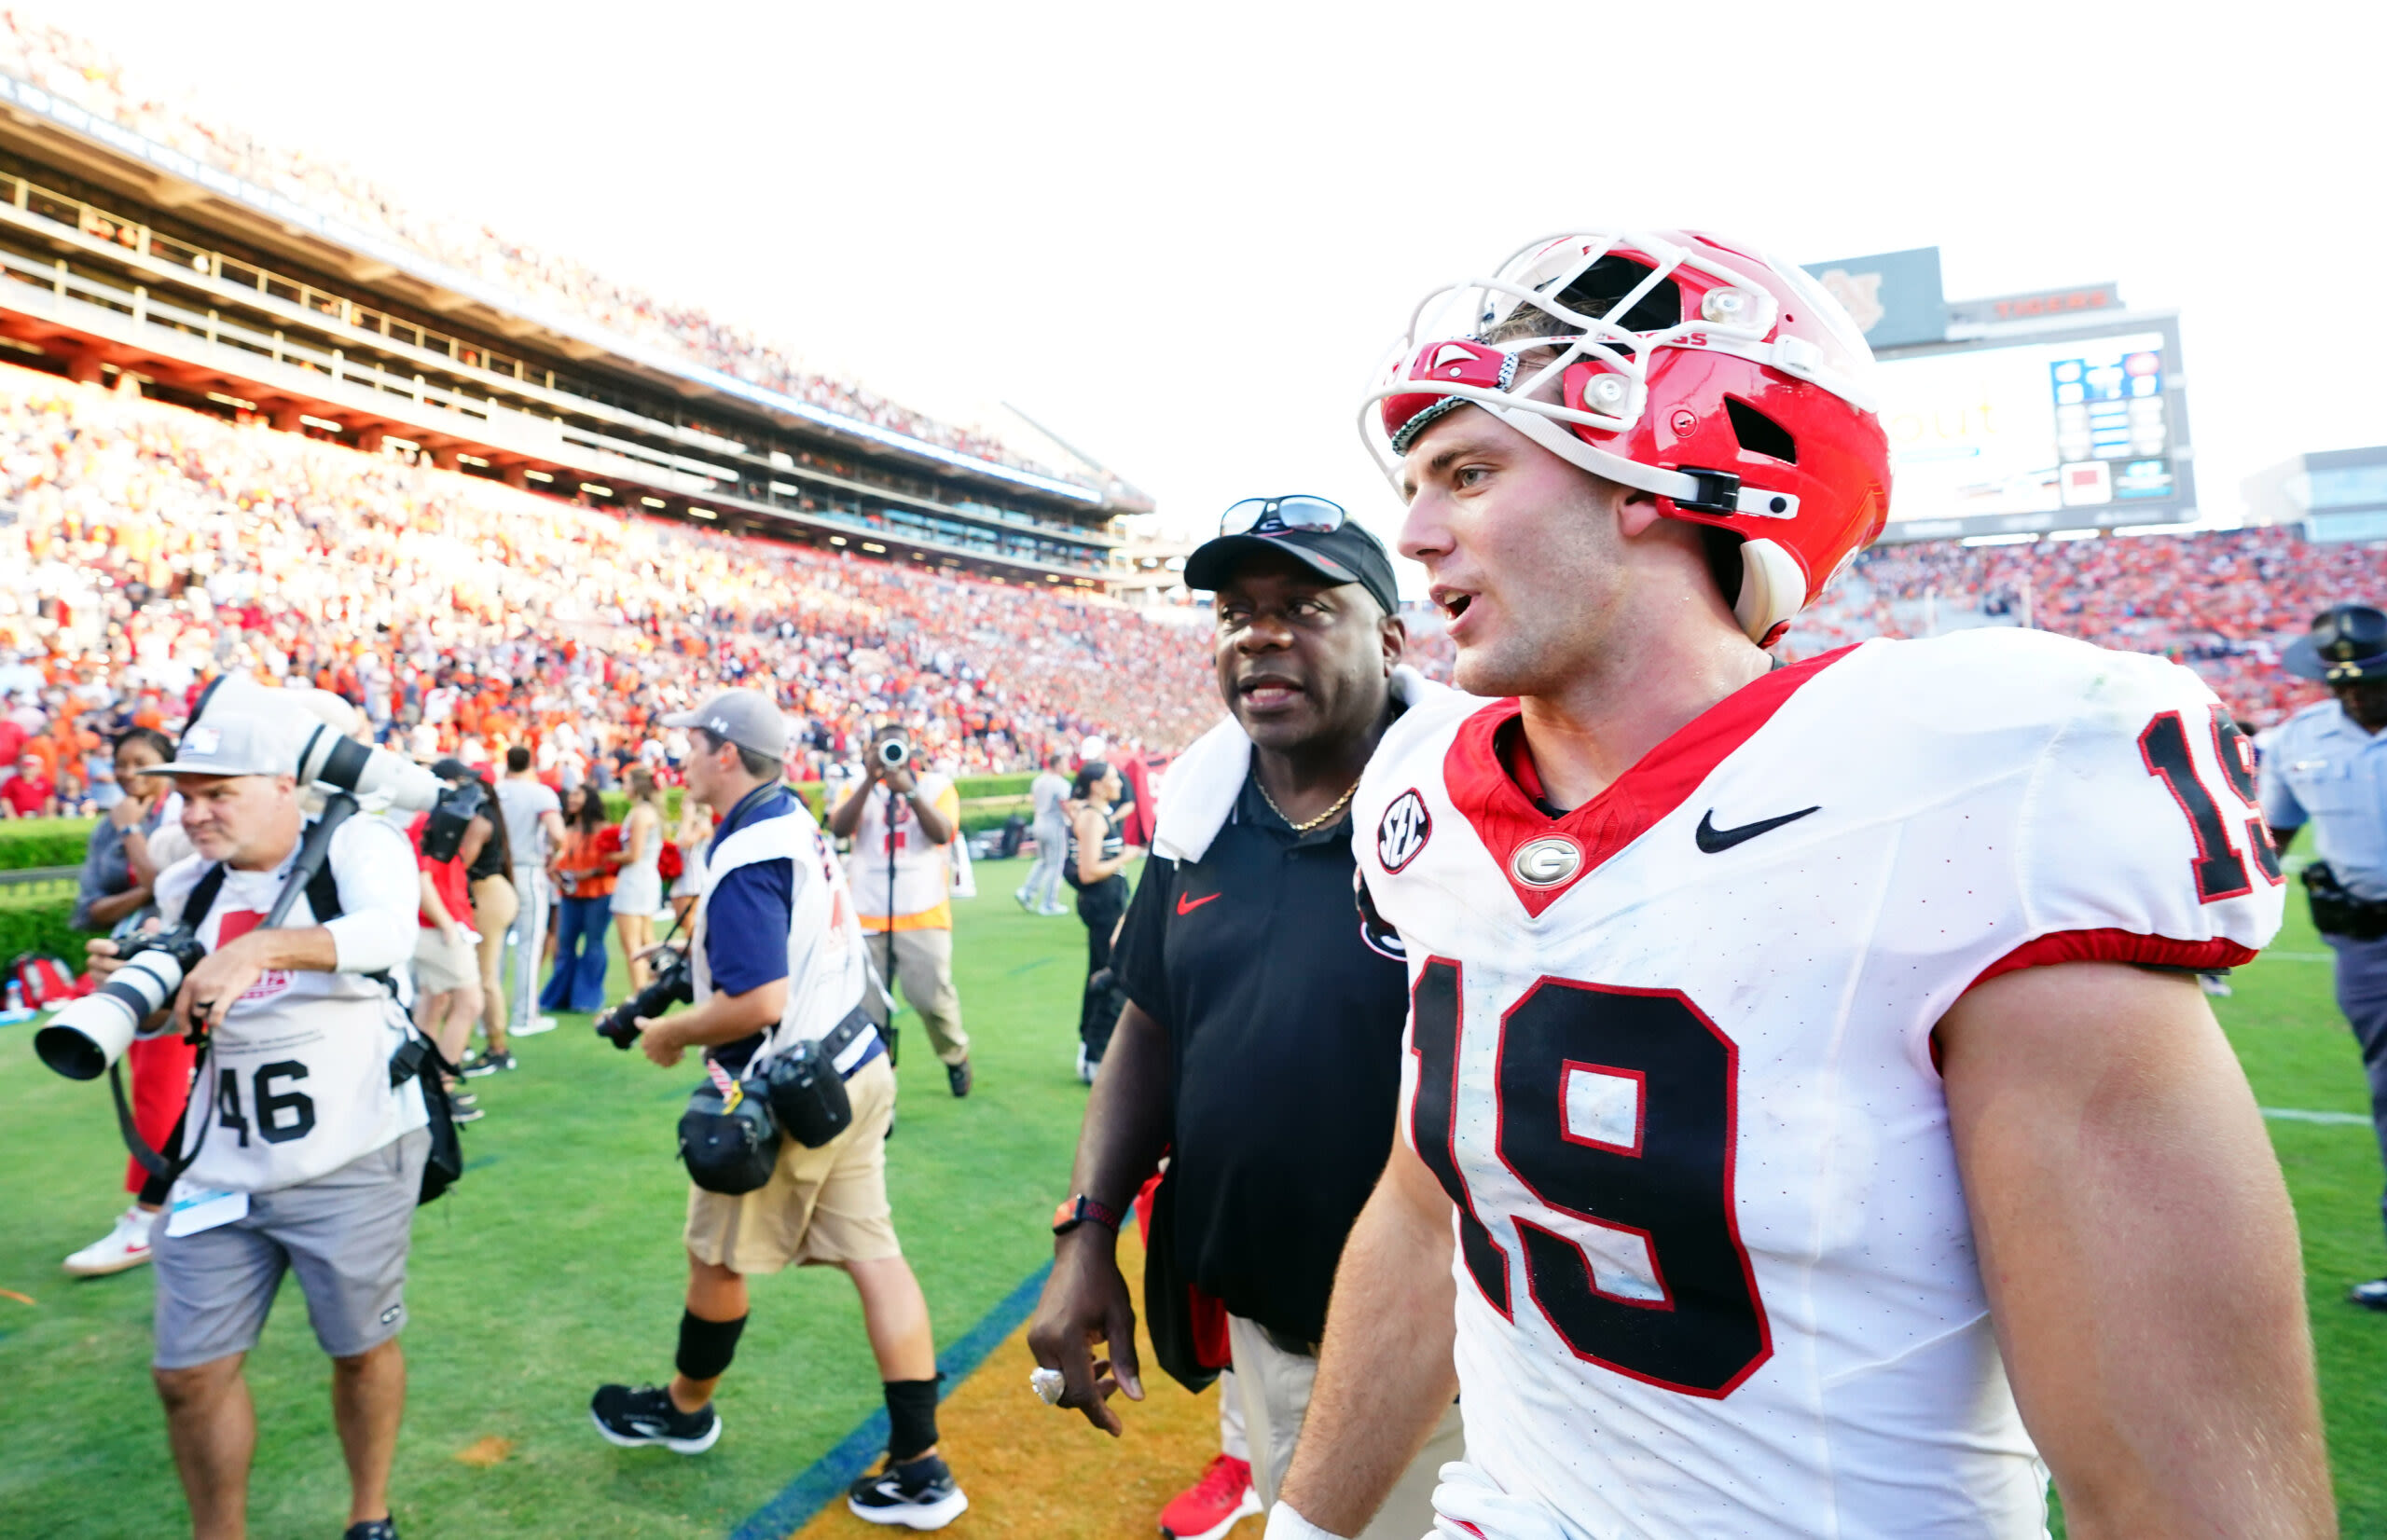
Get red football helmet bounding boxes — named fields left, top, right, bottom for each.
left=1363, top=230, right=1892, bottom=645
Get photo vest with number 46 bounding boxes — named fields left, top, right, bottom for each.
left=153, top=817, right=427, bottom=1195
left=1351, top=627, right=2282, bottom=1540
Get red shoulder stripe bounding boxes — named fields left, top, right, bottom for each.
left=1970, top=927, right=2258, bottom=991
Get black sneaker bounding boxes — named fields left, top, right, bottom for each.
left=448, top=1090, right=485, bottom=1124
left=460, top=1051, right=516, bottom=1078
left=590, top=1383, right=721, bottom=1453
left=946, top=1059, right=973, bottom=1098
left=2350, top=1278, right=2387, bottom=1311
left=848, top=1453, right=968, bottom=1530
left=343, top=1520, right=397, bottom=1540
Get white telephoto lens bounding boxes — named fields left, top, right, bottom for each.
left=35, top=985, right=144, bottom=1079
left=34, top=950, right=188, bottom=1079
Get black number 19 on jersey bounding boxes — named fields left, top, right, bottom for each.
left=1410, top=960, right=1772, bottom=1398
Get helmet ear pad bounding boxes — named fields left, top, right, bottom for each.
left=1732, top=539, right=1809, bottom=646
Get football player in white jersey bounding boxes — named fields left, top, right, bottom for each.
left=1260, top=234, right=2330, bottom=1540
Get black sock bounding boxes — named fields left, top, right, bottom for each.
left=884, top=1376, right=942, bottom=1464
left=676, top=1310, right=747, bottom=1383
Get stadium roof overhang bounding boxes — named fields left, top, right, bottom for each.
left=0, top=264, right=1123, bottom=593
left=0, top=75, right=1145, bottom=520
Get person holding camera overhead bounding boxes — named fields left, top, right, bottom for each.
left=828, top=722, right=973, bottom=1097
left=83, top=703, right=430, bottom=1540
left=588, top=690, right=966, bottom=1531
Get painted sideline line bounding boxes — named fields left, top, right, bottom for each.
left=727, top=1259, right=1055, bottom=1540
left=2263, top=1107, right=2372, bottom=1126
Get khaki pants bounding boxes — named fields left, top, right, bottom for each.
left=861, top=925, right=969, bottom=1066
left=1226, top=1313, right=1464, bottom=1540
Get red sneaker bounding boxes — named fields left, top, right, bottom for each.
left=1159, top=1453, right=1261, bottom=1540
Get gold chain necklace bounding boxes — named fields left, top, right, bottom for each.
left=1256, top=776, right=1360, bottom=834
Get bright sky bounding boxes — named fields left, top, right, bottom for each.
left=46, top=0, right=2387, bottom=574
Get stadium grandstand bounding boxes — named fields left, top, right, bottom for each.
left=0, top=362, right=1217, bottom=778
left=0, top=11, right=1156, bottom=599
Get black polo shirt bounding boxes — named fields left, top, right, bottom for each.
left=1111, top=770, right=1411, bottom=1344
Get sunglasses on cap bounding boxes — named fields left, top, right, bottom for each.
left=1218, top=495, right=1347, bottom=537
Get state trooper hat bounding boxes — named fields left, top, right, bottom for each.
left=2284, top=603, right=2387, bottom=683
left=661, top=688, right=788, bottom=758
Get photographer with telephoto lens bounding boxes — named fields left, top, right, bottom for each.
left=588, top=690, right=967, bottom=1531
left=828, top=723, right=973, bottom=1096
left=77, top=702, right=429, bottom=1540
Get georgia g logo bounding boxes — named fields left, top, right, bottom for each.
left=1511, top=834, right=1584, bottom=889
left=1377, top=790, right=1430, bottom=873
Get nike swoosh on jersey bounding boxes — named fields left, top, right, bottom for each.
left=1694, top=805, right=1821, bottom=853
left=1176, top=890, right=1221, bottom=915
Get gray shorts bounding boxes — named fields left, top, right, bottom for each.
left=153, top=1129, right=429, bottom=1370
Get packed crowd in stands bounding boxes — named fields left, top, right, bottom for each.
left=1783, top=528, right=2387, bottom=725
left=0, top=366, right=1215, bottom=813
left=0, top=12, right=1142, bottom=502
left=1403, top=525, right=2384, bottom=730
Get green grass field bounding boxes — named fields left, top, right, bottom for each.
left=4, top=859, right=2386, bottom=1535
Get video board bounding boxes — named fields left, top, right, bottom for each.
left=1870, top=315, right=2194, bottom=543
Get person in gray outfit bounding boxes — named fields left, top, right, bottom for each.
left=2263, top=602, right=2387, bottom=1309
left=1015, top=750, right=1073, bottom=916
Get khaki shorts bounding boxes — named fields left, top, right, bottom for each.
left=412, top=927, right=478, bottom=995
left=684, top=1053, right=899, bottom=1274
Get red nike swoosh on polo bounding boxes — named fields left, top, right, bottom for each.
left=1176, top=891, right=1221, bottom=915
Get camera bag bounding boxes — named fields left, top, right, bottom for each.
left=679, top=1062, right=782, bottom=1194
left=759, top=1036, right=853, bottom=1148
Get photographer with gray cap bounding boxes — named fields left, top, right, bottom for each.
left=90, top=703, right=429, bottom=1540
left=588, top=689, right=967, bottom=1531
left=2264, top=602, right=2387, bottom=1311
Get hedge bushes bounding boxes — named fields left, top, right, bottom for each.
left=0, top=818, right=96, bottom=873
left=0, top=892, right=89, bottom=965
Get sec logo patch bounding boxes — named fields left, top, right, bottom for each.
left=1511, top=834, right=1583, bottom=889
left=1377, top=790, right=1431, bottom=873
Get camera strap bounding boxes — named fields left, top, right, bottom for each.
left=110, top=1053, right=200, bottom=1182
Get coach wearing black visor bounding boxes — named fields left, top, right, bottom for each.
left=1027, top=498, right=1462, bottom=1540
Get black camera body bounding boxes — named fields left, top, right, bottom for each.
left=418, top=776, right=490, bottom=864
left=596, top=948, right=696, bottom=1049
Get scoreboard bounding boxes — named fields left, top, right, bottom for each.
left=1867, top=314, right=2195, bottom=543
